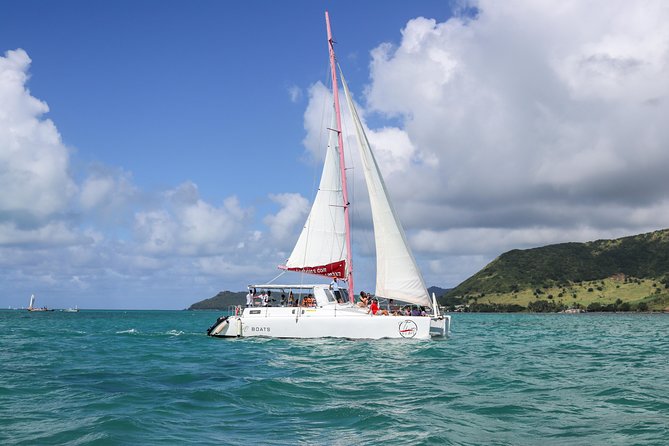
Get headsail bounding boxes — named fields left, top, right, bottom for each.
left=340, top=71, right=432, bottom=308
left=283, top=110, right=347, bottom=279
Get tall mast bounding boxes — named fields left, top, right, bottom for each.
left=325, top=11, right=354, bottom=302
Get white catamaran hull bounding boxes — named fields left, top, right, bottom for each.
left=208, top=306, right=450, bottom=340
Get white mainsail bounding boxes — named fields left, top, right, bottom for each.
left=283, top=110, right=347, bottom=278
left=340, top=71, right=432, bottom=308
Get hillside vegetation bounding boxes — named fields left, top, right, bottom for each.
left=444, top=228, right=669, bottom=311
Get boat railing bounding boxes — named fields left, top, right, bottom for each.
left=228, top=305, right=243, bottom=316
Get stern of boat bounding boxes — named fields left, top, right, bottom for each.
left=206, top=315, right=242, bottom=337
left=430, top=315, right=451, bottom=337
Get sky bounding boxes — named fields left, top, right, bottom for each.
left=2, top=0, right=668, bottom=309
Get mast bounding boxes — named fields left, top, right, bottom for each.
left=325, top=11, right=354, bottom=302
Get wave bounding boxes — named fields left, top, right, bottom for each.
left=116, top=328, right=139, bottom=334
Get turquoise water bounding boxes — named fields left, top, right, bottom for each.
left=1, top=311, right=667, bottom=445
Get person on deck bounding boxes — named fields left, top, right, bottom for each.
left=301, top=294, right=310, bottom=307
left=245, top=290, right=253, bottom=307
left=357, top=292, right=369, bottom=308
left=368, top=299, right=379, bottom=315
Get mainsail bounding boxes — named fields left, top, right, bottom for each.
left=283, top=111, right=347, bottom=279
left=340, top=71, right=432, bottom=308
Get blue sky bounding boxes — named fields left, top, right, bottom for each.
left=2, top=0, right=669, bottom=309
left=3, top=0, right=453, bottom=197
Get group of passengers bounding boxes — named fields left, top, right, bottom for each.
left=246, top=289, right=277, bottom=307
left=246, top=289, right=318, bottom=308
left=355, top=291, right=427, bottom=316
left=244, top=287, right=427, bottom=315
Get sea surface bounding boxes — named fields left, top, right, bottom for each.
left=1, top=310, right=667, bottom=445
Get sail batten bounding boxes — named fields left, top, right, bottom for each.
left=340, top=71, right=432, bottom=308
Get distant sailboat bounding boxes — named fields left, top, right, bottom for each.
left=206, top=12, right=450, bottom=339
left=27, top=294, right=53, bottom=312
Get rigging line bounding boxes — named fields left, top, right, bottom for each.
left=266, top=269, right=287, bottom=285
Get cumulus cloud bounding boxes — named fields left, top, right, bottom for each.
left=0, top=48, right=268, bottom=307
left=0, top=49, right=77, bottom=224
left=0, top=221, right=88, bottom=247
left=79, top=166, right=138, bottom=226
left=263, top=193, right=309, bottom=243
left=301, top=0, right=669, bottom=288
left=134, top=181, right=251, bottom=256
left=365, top=0, right=669, bottom=220
left=303, top=81, right=427, bottom=175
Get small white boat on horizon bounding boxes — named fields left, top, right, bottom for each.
left=206, top=12, right=450, bottom=340
left=63, top=305, right=80, bottom=313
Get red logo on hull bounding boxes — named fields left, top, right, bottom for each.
left=398, top=320, right=418, bottom=338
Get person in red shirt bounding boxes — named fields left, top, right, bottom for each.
left=368, top=299, right=379, bottom=315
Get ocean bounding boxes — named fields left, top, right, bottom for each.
left=1, top=310, right=667, bottom=445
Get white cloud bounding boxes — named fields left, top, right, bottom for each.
left=79, top=166, right=138, bottom=228
left=300, top=1, right=669, bottom=288
left=197, top=256, right=268, bottom=278
left=302, top=82, right=331, bottom=161
left=80, top=168, right=136, bottom=211
left=0, top=49, right=77, bottom=223
left=80, top=175, right=115, bottom=210
left=134, top=181, right=251, bottom=256
left=263, top=192, right=309, bottom=243
left=367, top=1, right=669, bottom=227
left=0, top=48, right=297, bottom=308
left=288, top=85, right=302, bottom=103
left=0, top=221, right=88, bottom=247
left=303, top=81, right=426, bottom=178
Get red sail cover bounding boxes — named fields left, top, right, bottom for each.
left=285, top=260, right=346, bottom=279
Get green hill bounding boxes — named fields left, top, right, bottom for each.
left=188, top=291, right=246, bottom=310
left=444, top=228, right=669, bottom=311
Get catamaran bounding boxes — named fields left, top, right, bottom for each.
left=206, top=12, right=450, bottom=340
